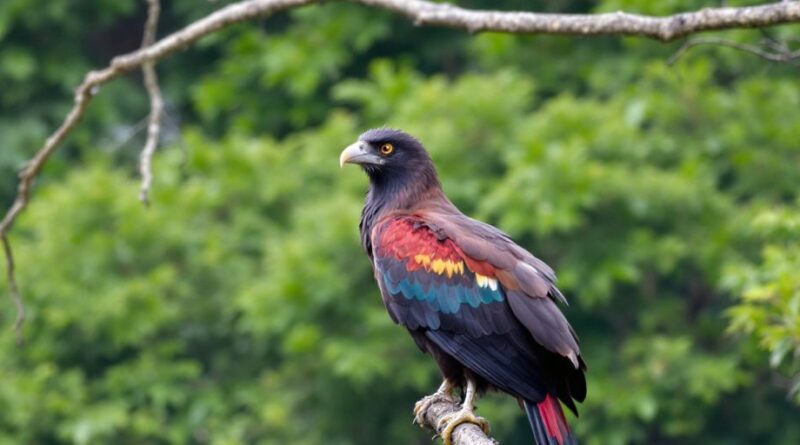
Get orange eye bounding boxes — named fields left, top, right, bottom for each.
left=380, top=143, right=394, bottom=155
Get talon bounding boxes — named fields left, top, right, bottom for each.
left=414, top=391, right=454, bottom=427
left=413, top=380, right=455, bottom=428
left=437, top=408, right=490, bottom=445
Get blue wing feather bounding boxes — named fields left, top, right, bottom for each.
left=377, top=256, right=505, bottom=322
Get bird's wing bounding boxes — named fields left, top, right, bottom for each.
left=373, top=215, right=512, bottom=337
left=372, top=215, right=585, bottom=407
left=414, top=212, right=583, bottom=370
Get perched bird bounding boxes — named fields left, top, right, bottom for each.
left=340, top=128, right=586, bottom=445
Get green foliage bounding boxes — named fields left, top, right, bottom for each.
left=726, top=204, right=800, bottom=403
left=2, top=1, right=799, bottom=444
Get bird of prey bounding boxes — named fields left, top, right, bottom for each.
left=340, top=128, right=586, bottom=445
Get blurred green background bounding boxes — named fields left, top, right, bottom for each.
left=1, top=1, right=799, bottom=444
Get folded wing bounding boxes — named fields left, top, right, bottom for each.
left=372, top=215, right=586, bottom=410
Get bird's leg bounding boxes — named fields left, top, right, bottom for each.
left=436, top=377, right=490, bottom=445
left=413, top=379, right=455, bottom=427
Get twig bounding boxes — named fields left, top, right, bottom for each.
left=1, top=236, right=24, bottom=345
left=0, top=69, right=102, bottom=341
left=668, top=35, right=800, bottom=64
left=106, top=117, right=149, bottom=153
left=139, top=0, right=165, bottom=205
left=417, top=396, right=497, bottom=445
left=759, top=28, right=789, bottom=52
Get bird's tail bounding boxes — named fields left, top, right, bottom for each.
left=524, top=395, right=578, bottom=445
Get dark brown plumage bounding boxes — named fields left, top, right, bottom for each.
left=341, top=128, right=586, bottom=445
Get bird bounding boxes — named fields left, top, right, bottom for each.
left=340, top=128, right=586, bottom=445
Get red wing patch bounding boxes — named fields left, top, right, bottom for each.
left=376, top=218, right=496, bottom=278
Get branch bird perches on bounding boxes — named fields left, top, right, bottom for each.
left=416, top=393, right=497, bottom=445
left=3, top=0, right=800, bottom=441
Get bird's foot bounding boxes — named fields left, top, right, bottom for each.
left=436, top=407, right=490, bottom=445
left=413, top=391, right=455, bottom=428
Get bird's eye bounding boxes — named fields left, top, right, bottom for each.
left=380, top=143, right=394, bottom=155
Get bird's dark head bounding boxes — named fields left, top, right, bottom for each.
left=340, top=128, right=439, bottom=194
left=342, top=128, right=451, bottom=255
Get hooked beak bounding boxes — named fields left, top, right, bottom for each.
left=339, top=141, right=383, bottom=168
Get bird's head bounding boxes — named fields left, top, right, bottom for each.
left=339, top=128, right=439, bottom=192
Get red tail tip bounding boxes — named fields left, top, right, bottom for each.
left=537, top=394, right=569, bottom=445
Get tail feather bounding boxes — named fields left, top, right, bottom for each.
left=524, top=395, right=577, bottom=445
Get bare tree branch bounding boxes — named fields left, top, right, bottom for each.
left=416, top=397, right=497, bottom=445
left=0, top=0, right=313, bottom=339
left=364, top=0, right=800, bottom=41
left=0, top=67, right=99, bottom=341
left=0, top=0, right=310, bottom=237
left=139, top=0, right=165, bottom=205
left=669, top=35, right=800, bottom=64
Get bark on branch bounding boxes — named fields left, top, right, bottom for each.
left=364, top=0, right=800, bottom=41
left=416, top=396, right=497, bottom=445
